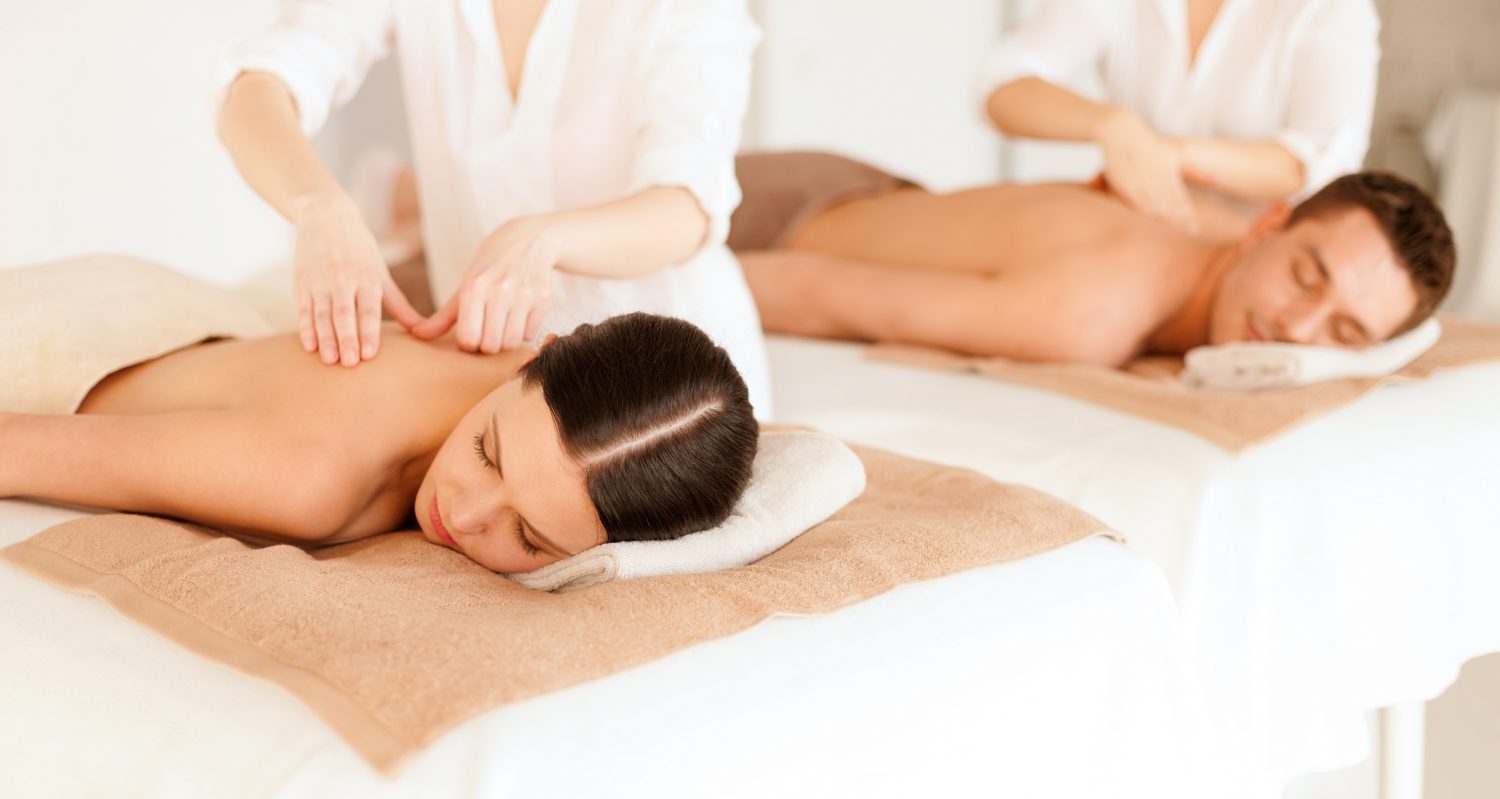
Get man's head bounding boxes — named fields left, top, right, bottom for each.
left=1209, top=172, right=1455, bottom=348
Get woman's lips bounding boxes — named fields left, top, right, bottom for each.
left=428, top=494, right=458, bottom=548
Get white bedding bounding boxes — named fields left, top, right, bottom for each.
left=767, top=334, right=1500, bottom=797
left=0, top=497, right=1211, bottom=798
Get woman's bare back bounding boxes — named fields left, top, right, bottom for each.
left=47, top=325, right=530, bottom=541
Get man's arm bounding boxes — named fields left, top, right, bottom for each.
left=740, top=250, right=1144, bottom=366
left=0, top=411, right=361, bottom=542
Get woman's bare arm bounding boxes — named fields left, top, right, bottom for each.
left=985, top=76, right=1118, bottom=142
left=217, top=71, right=345, bottom=225
left=1178, top=137, right=1304, bottom=203
left=0, top=410, right=361, bottom=542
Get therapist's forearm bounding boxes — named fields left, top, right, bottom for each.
left=544, top=186, right=710, bottom=279
left=1178, top=138, right=1305, bottom=202
left=217, top=71, right=349, bottom=223
left=984, top=77, right=1123, bottom=142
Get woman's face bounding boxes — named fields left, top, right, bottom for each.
left=415, top=376, right=606, bottom=574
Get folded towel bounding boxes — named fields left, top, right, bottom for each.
left=1181, top=318, right=1443, bottom=390
left=510, top=430, right=866, bottom=592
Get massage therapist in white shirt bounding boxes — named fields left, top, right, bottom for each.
left=980, top=0, right=1380, bottom=238
left=216, top=0, right=771, bottom=412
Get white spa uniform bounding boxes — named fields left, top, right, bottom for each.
left=978, top=0, right=1380, bottom=199
left=225, top=0, right=772, bottom=413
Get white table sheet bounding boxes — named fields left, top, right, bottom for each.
left=767, top=334, right=1500, bottom=798
left=1, top=496, right=1211, bottom=798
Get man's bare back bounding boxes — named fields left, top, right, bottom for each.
left=743, top=180, right=1227, bottom=365
left=792, top=182, right=1185, bottom=277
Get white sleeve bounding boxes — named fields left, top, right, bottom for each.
left=629, top=0, right=760, bottom=256
left=975, top=0, right=1116, bottom=113
left=1272, top=0, right=1380, bottom=199
left=220, top=0, right=396, bottom=137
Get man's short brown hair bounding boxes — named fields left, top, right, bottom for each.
left=1290, top=172, right=1456, bottom=335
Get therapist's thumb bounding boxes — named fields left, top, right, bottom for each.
left=411, top=294, right=459, bottom=340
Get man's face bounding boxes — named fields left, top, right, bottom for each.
left=1209, top=206, right=1419, bottom=348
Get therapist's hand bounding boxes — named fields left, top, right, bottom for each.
left=291, top=192, right=427, bottom=366
left=413, top=215, right=559, bottom=353
left=1096, top=109, right=1199, bottom=235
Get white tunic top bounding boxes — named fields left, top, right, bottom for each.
left=978, top=0, right=1381, bottom=199
left=226, top=0, right=772, bottom=413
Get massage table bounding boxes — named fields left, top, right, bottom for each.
left=766, top=333, right=1500, bottom=798
left=1, top=495, right=1211, bottom=797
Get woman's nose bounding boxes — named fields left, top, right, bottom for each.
left=448, top=487, right=502, bottom=537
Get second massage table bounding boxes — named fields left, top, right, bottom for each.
left=766, top=333, right=1500, bottom=798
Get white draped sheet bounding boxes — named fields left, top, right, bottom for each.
left=1, top=496, right=1211, bottom=797
left=767, top=334, right=1500, bottom=798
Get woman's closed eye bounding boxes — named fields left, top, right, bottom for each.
left=472, top=431, right=497, bottom=471
left=472, top=432, right=542, bottom=556
left=472, top=432, right=496, bottom=470
left=514, top=517, right=541, bottom=556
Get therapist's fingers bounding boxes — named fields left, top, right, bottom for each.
left=355, top=280, right=383, bottom=361
left=311, top=293, right=338, bottom=365
left=453, top=286, right=490, bottom=352
left=522, top=300, right=549, bottom=347
left=330, top=289, right=361, bottom=367
left=499, top=294, right=532, bottom=352
left=480, top=303, right=513, bottom=354
left=1157, top=176, right=1199, bottom=235
left=296, top=291, right=317, bottom=353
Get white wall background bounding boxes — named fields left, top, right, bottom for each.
left=0, top=1, right=294, bottom=283
left=1, top=1, right=1499, bottom=797
left=744, top=0, right=1102, bottom=190
left=744, top=0, right=1005, bottom=190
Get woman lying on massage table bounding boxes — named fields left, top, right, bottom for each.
left=0, top=313, right=758, bottom=574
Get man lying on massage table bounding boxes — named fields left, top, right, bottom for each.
left=0, top=311, right=758, bottom=574
left=733, top=152, right=1456, bottom=367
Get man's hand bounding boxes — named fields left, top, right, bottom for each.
left=413, top=215, right=560, bottom=353
left=290, top=192, right=427, bottom=366
left=1096, top=109, right=1199, bottom=235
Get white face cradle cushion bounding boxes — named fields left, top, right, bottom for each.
left=509, top=430, right=867, bottom=592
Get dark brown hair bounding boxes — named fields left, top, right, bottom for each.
left=520, top=313, right=760, bottom=543
left=1290, top=172, right=1456, bottom=334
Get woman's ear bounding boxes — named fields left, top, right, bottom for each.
left=1240, top=201, right=1293, bottom=250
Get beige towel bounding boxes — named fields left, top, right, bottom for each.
left=869, top=315, right=1500, bottom=451
left=0, top=254, right=277, bottom=414
left=0, top=445, right=1115, bottom=774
